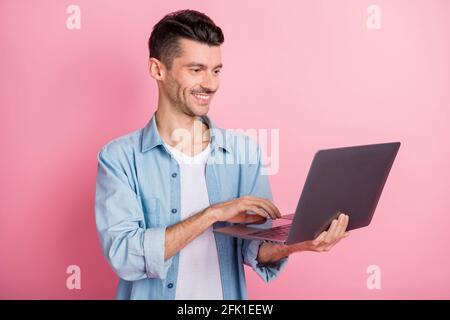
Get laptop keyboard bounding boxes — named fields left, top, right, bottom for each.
left=250, top=224, right=290, bottom=238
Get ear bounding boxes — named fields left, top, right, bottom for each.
left=149, top=58, right=165, bottom=80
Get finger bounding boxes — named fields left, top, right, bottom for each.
left=325, top=221, right=351, bottom=250
left=259, top=198, right=282, bottom=218
left=334, top=214, right=347, bottom=239
left=246, top=196, right=282, bottom=219
left=324, top=219, right=339, bottom=244
left=246, top=205, right=270, bottom=220
left=324, top=231, right=347, bottom=251
left=333, top=214, right=349, bottom=241
left=244, top=214, right=267, bottom=224
left=326, top=232, right=350, bottom=245
left=341, top=214, right=350, bottom=236
left=250, top=197, right=280, bottom=219
left=323, top=235, right=341, bottom=251
left=318, top=216, right=341, bottom=249
left=246, top=198, right=278, bottom=219
left=343, top=214, right=350, bottom=232
left=325, top=214, right=347, bottom=248
left=312, top=231, right=328, bottom=246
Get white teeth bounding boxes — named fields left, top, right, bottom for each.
left=193, top=94, right=210, bottom=100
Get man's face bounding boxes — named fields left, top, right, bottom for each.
left=160, top=38, right=222, bottom=117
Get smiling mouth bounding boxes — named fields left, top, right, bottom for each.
left=191, top=93, right=212, bottom=105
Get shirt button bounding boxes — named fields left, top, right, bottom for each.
left=167, top=283, right=173, bottom=288
left=171, top=208, right=177, bottom=214
left=171, top=172, right=177, bottom=178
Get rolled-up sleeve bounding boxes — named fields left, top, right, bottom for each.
left=95, top=147, right=173, bottom=281
left=242, top=237, right=289, bottom=283
left=240, top=140, right=289, bottom=282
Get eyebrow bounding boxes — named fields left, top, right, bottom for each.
left=184, top=62, right=223, bottom=69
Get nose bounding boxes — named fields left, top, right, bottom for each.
left=200, top=71, right=219, bottom=93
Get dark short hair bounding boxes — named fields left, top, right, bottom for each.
left=148, top=9, right=224, bottom=70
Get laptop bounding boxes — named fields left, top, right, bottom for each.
left=214, top=142, right=401, bottom=245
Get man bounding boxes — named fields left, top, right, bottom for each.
left=95, top=9, right=350, bottom=300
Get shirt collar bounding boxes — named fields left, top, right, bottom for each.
left=141, top=111, right=232, bottom=154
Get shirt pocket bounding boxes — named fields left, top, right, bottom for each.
left=141, top=196, right=160, bottom=228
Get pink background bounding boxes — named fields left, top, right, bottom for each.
left=1, top=0, right=449, bottom=299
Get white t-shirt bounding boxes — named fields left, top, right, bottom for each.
left=164, top=142, right=223, bottom=300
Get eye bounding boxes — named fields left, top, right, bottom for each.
left=191, top=69, right=201, bottom=73
left=214, top=69, right=221, bottom=75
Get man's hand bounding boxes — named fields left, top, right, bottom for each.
left=207, top=195, right=281, bottom=224
left=256, top=213, right=350, bottom=264
left=288, top=212, right=350, bottom=253
left=164, top=196, right=281, bottom=261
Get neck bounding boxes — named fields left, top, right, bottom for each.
left=155, top=105, right=210, bottom=155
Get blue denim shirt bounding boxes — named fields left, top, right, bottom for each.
left=94, top=112, right=289, bottom=300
